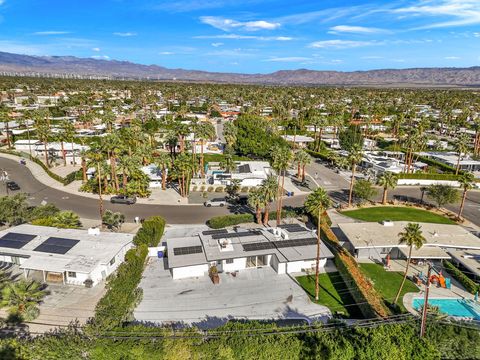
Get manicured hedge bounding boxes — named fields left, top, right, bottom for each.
left=207, top=213, right=254, bottom=229
left=414, top=154, right=463, bottom=175
left=133, top=216, right=166, bottom=247
left=443, top=260, right=480, bottom=294
left=93, top=216, right=166, bottom=329
left=305, top=149, right=332, bottom=162
left=397, top=173, right=460, bottom=181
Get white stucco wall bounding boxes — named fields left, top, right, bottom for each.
left=222, top=257, right=247, bottom=272
left=172, top=264, right=209, bottom=279
left=286, top=259, right=326, bottom=273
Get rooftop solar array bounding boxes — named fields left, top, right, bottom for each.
left=242, top=237, right=318, bottom=252
left=278, top=224, right=307, bottom=233
left=33, top=237, right=80, bottom=255
left=211, top=230, right=262, bottom=240
left=202, top=229, right=228, bottom=236
left=0, top=233, right=36, bottom=249
left=173, top=246, right=203, bottom=256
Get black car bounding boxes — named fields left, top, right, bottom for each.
left=110, top=195, right=137, bottom=205
left=6, top=181, right=20, bottom=191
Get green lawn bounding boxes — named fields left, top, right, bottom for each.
left=341, top=206, right=455, bottom=224
left=359, top=263, right=420, bottom=313
left=296, top=272, right=362, bottom=318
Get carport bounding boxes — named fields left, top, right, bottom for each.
left=20, top=256, right=70, bottom=284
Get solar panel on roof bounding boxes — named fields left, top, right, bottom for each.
left=211, top=230, right=262, bottom=240
left=0, top=233, right=36, bottom=249
left=202, top=229, right=228, bottom=236
left=242, top=237, right=318, bottom=252
left=33, top=237, right=79, bottom=255
left=173, top=246, right=203, bottom=256
left=242, top=242, right=275, bottom=252
left=278, top=224, right=307, bottom=232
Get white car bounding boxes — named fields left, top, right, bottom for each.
left=204, top=198, right=227, bottom=207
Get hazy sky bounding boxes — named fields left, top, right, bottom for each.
left=1, top=0, right=479, bottom=73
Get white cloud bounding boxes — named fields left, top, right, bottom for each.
left=328, top=25, right=389, bottom=34
left=159, top=51, right=174, bottom=55
left=33, top=31, right=70, bottom=35
left=92, top=47, right=100, bottom=52
left=211, top=42, right=223, bottom=47
left=200, top=16, right=280, bottom=31
left=92, top=55, right=110, bottom=60
left=474, top=32, right=480, bottom=37
left=309, top=39, right=378, bottom=49
left=194, top=34, right=292, bottom=41
left=392, top=0, right=480, bottom=29
left=445, top=56, right=460, bottom=60
left=113, top=32, right=137, bottom=37
left=263, top=56, right=311, bottom=62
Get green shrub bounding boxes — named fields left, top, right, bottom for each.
left=133, top=216, right=166, bottom=247
left=207, top=213, right=254, bottom=229
left=443, top=260, right=479, bottom=294
left=207, top=186, right=214, bottom=192
left=215, top=187, right=224, bottom=192
left=397, top=173, right=461, bottom=181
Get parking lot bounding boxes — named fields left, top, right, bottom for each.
left=134, top=257, right=331, bottom=328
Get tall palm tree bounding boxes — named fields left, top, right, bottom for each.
left=87, top=147, right=106, bottom=220
left=219, top=153, right=236, bottom=174
left=1, top=279, right=47, bottom=321
left=173, top=152, right=193, bottom=197
left=248, top=188, right=264, bottom=224
left=304, top=187, right=332, bottom=301
left=393, top=223, right=426, bottom=305
left=271, top=145, right=292, bottom=225
left=63, top=120, right=77, bottom=166
left=259, top=175, right=278, bottom=225
left=154, top=152, right=171, bottom=190
left=223, top=121, right=238, bottom=151
left=454, top=134, right=469, bottom=175
left=457, top=172, right=475, bottom=220
left=0, top=104, right=12, bottom=149
left=196, top=122, right=216, bottom=177
left=377, top=172, right=398, bottom=205
left=347, top=143, right=363, bottom=207
left=293, top=150, right=311, bottom=182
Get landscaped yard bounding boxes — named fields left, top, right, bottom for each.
left=341, top=206, right=455, bottom=225
left=358, top=263, right=420, bottom=312
left=296, top=272, right=362, bottom=318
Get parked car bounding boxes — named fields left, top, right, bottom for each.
left=110, top=195, right=137, bottom=205
left=204, top=198, right=227, bottom=207
left=6, top=181, right=20, bottom=191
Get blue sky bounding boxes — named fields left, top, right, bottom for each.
left=0, top=0, right=479, bottom=73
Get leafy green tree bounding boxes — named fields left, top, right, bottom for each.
left=346, top=144, right=364, bottom=207
left=339, top=125, right=364, bottom=152
left=0, top=280, right=47, bottom=321
left=225, top=179, right=241, bottom=200
left=0, top=104, right=12, bottom=149
left=457, top=172, right=476, bottom=220
left=377, top=172, right=398, bottom=205
left=304, top=187, right=332, bottom=301
left=454, top=134, right=469, bottom=175
left=353, top=179, right=378, bottom=204
left=0, top=194, right=30, bottom=226
left=28, top=203, right=60, bottom=221
left=426, top=184, right=459, bottom=208
left=219, top=153, right=236, bottom=174
left=102, top=210, right=125, bottom=231
left=393, top=223, right=426, bottom=305
left=223, top=121, right=238, bottom=150
left=50, top=211, right=82, bottom=229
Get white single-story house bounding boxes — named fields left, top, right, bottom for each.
left=418, top=151, right=480, bottom=173
left=33, top=142, right=88, bottom=165
left=207, top=161, right=272, bottom=187
left=338, top=221, right=480, bottom=262
left=0, top=224, right=134, bottom=287
left=361, top=152, right=406, bottom=175
left=14, top=139, right=42, bottom=153
left=165, top=224, right=334, bottom=280
left=448, top=250, right=480, bottom=281
left=141, top=164, right=166, bottom=188
left=282, top=135, right=315, bottom=148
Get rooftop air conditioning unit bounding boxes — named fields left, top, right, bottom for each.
left=382, top=220, right=394, bottom=227
left=88, top=227, right=100, bottom=236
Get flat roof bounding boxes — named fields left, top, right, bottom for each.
left=397, top=246, right=451, bottom=259
left=165, top=226, right=334, bottom=269
left=448, top=250, right=480, bottom=278
left=0, top=224, right=134, bottom=274
left=338, top=222, right=480, bottom=251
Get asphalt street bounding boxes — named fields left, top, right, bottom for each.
left=1, top=156, right=479, bottom=226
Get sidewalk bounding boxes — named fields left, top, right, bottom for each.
left=1, top=152, right=189, bottom=205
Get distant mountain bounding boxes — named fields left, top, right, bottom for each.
left=1, top=51, right=480, bottom=87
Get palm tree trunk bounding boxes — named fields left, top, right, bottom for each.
left=456, top=154, right=461, bottom=175
left=61, top=141, right=66, bottom=166
left=5, top=122, right=11, bottom=149
left=348, top=163, right=356, bottom=207
left=82, top=157, right=87, bottom=183
left=393, top=245, right=412, bottom=305
left=161, top=166, right=166, bottom=190
left=276, top=174, right=285, bottom=225
left=256, top=206, right=262, bottom=224
left=27, top=127, right=32, bottom=158
left=458, top=189, right=467, bottom=219
left=43, top=143, right=49, bottom=168
left=200, top=142, right=204, bottom=178
left=297, top=162, right=301, bottom=180
left=71, top=141, right=76, bottom=166
left=382, top=188, right=388, bottom=205
left=263, top=205, right=270, bottom=225
left=97, top=164, right=104, bottom=221
left=315, top=208, right=322, bottom=301
left=302, top=164, right=306, bottom=182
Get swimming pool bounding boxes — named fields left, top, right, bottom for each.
left=412, top=298, right=480, bottom=320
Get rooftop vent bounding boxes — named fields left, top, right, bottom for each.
left=382, top=220, right=394, bottom=227
left=88, top=228, right=100, bottom=236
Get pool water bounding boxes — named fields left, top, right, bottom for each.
left=412, top=298, right=480, bottom=320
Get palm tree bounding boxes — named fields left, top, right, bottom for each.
left=393, top=223, right=426, bottom=305
left=347, top=143, right=363, bottom=207
left=79, top=149, right=89, bottom=183
left=377, top=172, right=398, bottom=205
left=57, top=121, right=69, bottom=166
left=457, top=172, right=475, bottom=220
left=259, top=175, right=278, bottom=225
left=271, top=145, right=292, bottom=225
left=219, top=153, right=236, bottom=174
left=63, top=120, right=77, bottom=166
left=454, top=134, right=469, bottom=175
left=154, top=152, right=171, bottom=190
left=173, top=152, right=193, bottom=197
left=248, top=189, right=264, bottom=224
left=1, top=280, right=47, bottom=321
left=0, top=104, right=12, bottom=149
left=223, top=121, right=238, bottom=151
left=51, top=210, right=82, bottom=229
left=304, top=187, right=332, bottom=301
left=33, top=109, right=51, bottom=167
left=87, top=147, right=106, bottom=220
left=196, top=122, right=216, bottom=177
left=293, top=150, right=311, bottom=182
left=102, top=210, right=125, bottom=231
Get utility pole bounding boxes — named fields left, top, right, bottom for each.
left=420, top=262, right=432, bottom=338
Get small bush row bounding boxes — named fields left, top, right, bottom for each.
left=397, top=173, right=460, bottom=181
left=207, top=213, right=254, bottom=229
left=442, top=260, right=480, bottom=294
left=133, top=216, right=166, bottom=247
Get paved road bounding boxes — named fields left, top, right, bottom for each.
left=0, top=157, right=303, bottom=224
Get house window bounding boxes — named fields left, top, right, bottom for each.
left=226, top=258, right=234, bottom=264
left=109, top=257, right=116, bottom=266
left=67, top=271, right=76, bottom=278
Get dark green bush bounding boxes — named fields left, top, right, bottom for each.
left=207, top=213, right=254, bottom=229
left=443, top=260, right=480, bottom=294
left=133, top=216, right=166, bottom=247
left=397, top=173, right=460, bottom=181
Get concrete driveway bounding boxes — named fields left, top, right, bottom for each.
left=134, top=258, right=331, bottom=328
